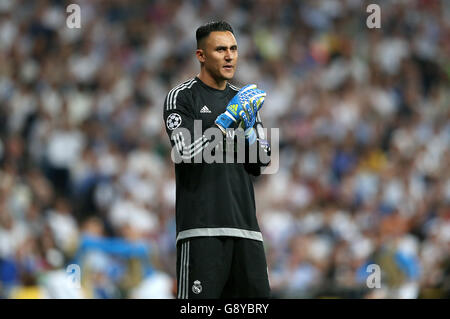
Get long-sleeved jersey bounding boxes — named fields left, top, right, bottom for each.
left=163, top=76, right=271, bottom=243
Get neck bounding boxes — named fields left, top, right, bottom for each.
left=197, top=69, right=227, bottom=90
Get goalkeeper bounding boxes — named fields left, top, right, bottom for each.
left=163, top=21, right=271, bottom=299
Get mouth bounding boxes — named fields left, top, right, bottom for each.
left=223, top=65, right=234, bottom=71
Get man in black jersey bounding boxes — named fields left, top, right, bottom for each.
left=163, top=21, right=271, bottom=299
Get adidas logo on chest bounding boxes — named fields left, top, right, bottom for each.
left=200, top=105, right=211, bottom=113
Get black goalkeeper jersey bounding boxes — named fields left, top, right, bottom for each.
left=163, top=76, right=270, bottom=243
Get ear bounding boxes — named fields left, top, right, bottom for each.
left=196, top=49, right=206, bottom=63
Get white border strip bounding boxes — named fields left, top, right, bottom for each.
left=178, top=242, right=185, bottom=298
left=167, top=78, right=194, bottom=110
left=184, top=241, right=189, bottom=299
left=228, top=83, right=240, bottom=91
left=176, top=228, right=263, bottom=243
left=171, top=80, right=197, bottom=110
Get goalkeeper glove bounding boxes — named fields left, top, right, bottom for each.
left=215, top=84, right=266, bottom=143
left=215, top=84, right=256, bottom=133
left=239, top=89, right=266, bottom=144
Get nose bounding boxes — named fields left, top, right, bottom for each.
left=225, top=49, right=234, bottom=61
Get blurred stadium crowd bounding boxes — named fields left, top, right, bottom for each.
left=0, top=0, right=449, bottom=298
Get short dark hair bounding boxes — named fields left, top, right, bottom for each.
left=196, top=21, right=234, bottom=48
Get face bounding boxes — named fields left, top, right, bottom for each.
left=197, top=31, right=238, bottom=81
